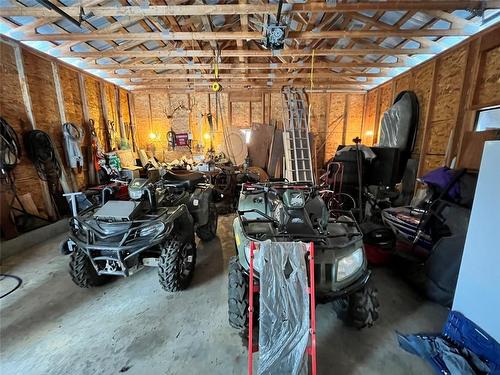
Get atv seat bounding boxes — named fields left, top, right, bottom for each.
left=163, top=170, right=206, bottom=190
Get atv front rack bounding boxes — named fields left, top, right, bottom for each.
left=237, top=208, right=363, bottom=245
left=248, top=241, right=317, bottom=375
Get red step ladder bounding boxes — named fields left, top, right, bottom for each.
left=247, top=241, right=317, bottom=375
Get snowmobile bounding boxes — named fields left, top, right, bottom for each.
left=63, top=169, right=218, bottom=291
left=228, top=181, right=379, bottom=330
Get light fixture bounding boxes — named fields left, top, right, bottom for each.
left=203, top=133, right=211, bottom=140
left=149, top=133, right=157, bottom=140
left=365, top=130, right=374, bottom=137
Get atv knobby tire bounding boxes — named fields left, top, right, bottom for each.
left=228, top=256, right=249, bottom=330
left=69, top=248, right=111, bottom=288
left=158, top=240, right=196, bottom=292
left=333, top=285, right=379, bottom=329
left=196, top=203, right=218, bottom=242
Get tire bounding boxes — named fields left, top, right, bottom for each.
left=158, top=240, right=196, bottom=292
left=228, top=256, right=249, bottom=330
left=196, top=203, right=218, bottom=241
left=333, top=285, right=379, bottom=329
left=69, top=248, right=111, bottom=288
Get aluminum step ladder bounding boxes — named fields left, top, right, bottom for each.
left=282, top=87, right=314, bottom=183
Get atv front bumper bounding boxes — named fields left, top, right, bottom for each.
left=66, top=235, right=166, bottom=277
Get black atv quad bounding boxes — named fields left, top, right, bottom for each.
left=229, top=181, right=379, bottom=330
left=63, top=170, right=218, bottom=291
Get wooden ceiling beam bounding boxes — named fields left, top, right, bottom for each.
left=350, top=12, right=443, bottom=50
left=63, top=47, right=433, bottom=58
left=1, top=2, right=497, bottom=17
left=19, top=28, right=472, bottom=42
left=126, top=81, right=372, bottom=88
left=83, top=61, right=408, bottom=70
left=106, top=72, right=386, bottom=79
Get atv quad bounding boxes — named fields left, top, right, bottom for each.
left=63, top=170, right=218, bottom=291
left=228, top=181, right=379, bottom=330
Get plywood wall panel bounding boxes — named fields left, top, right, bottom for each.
left=85, top=76, right=107, bottom=151
left=270, top=92, right=283, bottom=126
left=431, top=46, right=468, bottom=123
left=251, top=100, right=263, bottom=125
left=422, top=154, right=444, bottom=174
left=119, top=89, right=130, bottom=125
left=59, top=66, right=83, bottom=126
left=345, top=94, right=365, bottom=145
left=23, top=51, right=62, bottom=153
left=231, top=101, right=250, bottom=128
left=324, top=93, right=346, bottom=162
left=0, top=42, right=47, bottom=215
left=133, top=93, right=152, bottom=151
left=363, top=89, right=378, bottom=145
left=308, top=93, right=329, bottom=163
left=411, top=62, right=435, bottom=157
left=59, top=65, right=87, bottom=190
left=475, top=45, right=500, bottom=106
left=427, top=46, right=468, bottom=156
left=394, top=73, right=412, bottom=94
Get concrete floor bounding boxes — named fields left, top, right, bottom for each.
left=0, top=215, right=449, bottom=375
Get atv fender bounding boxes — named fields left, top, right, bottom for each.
left=164, top=204, right=195, bottom=243
left=188, top=185, right=213, bottom=227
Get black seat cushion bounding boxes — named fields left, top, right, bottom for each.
left=163, top=170, right=205, bottom=190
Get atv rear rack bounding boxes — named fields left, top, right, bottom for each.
left=248, top=241, right=317, bottom=375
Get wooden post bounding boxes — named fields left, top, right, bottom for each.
left=13, top=45, right=56, bottom=220
left=52, top=62, right=78, bottom=192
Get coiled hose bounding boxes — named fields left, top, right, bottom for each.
left=0, top=117, right=21, bottom=182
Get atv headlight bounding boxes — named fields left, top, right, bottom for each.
left=139, top=222, right=165, bottom=238
left=336, top=248, right=364, bottom=282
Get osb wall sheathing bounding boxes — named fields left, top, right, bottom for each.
left=251, top=101, right=263, bottom=125
left=308, top=93, right=329, bottom=164
left=1, top=38, right=131, bottom=223
left=231, top=101, right=250, bottom=128
left=103, top=83, right=120, bottom=149
left=394, top=73, right=412, bottom=94
left=426, top=46, right=468, bottom=171
left=362, top=89, right=379, bottom=146
left=0, top=42, right=47, bottom=216
left=270, top=92, right=283, bottom=126
left=411, top=62, right=435, bottom=158
left=363, top=24, right=500, bottom=176
left=324, top=93, right=347, bottom=162
left=119, top=89, right=130, bottom=125
left=475, top=45, right=500, bottom=107
left=84, top=76, right=108, bottom=151
left=344, top=94, right=365, bottom=146
left=59, top=65, right=87, bottom=190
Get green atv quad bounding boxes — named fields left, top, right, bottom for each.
left=63, top=170, right=218, bottom=291
left=228, top=181, right=379, bottom=330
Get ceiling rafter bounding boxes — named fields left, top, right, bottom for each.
left=1, top=2, right=497, bottom=17
left=1, top=0, right=498, bottom=92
